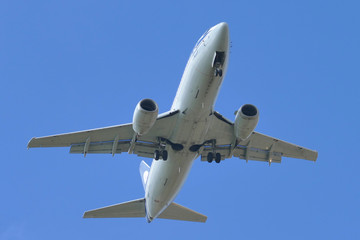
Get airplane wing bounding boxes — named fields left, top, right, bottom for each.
left=28, top=110, right=180, bottom=159
left=201, top=111, right=318, bottom=164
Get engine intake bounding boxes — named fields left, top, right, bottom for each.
left=133, top=99, right=159, bottom=135
left=234, top=104, right=259, bottom=141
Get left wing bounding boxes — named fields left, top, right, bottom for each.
left=201, top=111, right=318, bottom=164
left=28, top=110, right=180, bottom=159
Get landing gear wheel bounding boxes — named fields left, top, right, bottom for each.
left=162, top=150, right=168, bottom=161
left=215, top=68, right=223, bottom=77
left=215, top=153, right=221, bottom=163
left=207, top=152, right=214, bottom=163
left=154, top=150, right=160, bottom=160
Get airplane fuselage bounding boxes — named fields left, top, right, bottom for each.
left=145, top=22, right=230, bottom=222
left=27, top=22, right=317, bottom=222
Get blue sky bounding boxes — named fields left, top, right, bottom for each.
left=1, top=0, right=360, bottom=239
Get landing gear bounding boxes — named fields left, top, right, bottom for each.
left=215, top=68, right=223, bottom=77
left=207, top=139, right=221, bottom=163
left=154, top=149, right=168, bottom=161
left=207, top=152, right=221, bottom=163
left=154, top=137, right=168, bottom=161
left=213, top=51, right=225, bottom=77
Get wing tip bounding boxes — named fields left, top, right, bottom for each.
left=27, top=137, right=36, bottom=149
left=197, top=215, right=208, bottom=223
left=313, top=151, right=318, bottom=162
left=83, top=211, right=90, bottom=218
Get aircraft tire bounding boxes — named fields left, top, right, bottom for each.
left=154, top=150, right=160, bottom=160
left=162, top=150, right=168, bottom=161
left=207, top=152, right=214, bottom=163
left=215, top=68, right=223, bottom=77
left=215, top=153, right=221, bottom=163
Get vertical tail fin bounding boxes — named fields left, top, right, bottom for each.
left=139, top=160, right=150, bottom=190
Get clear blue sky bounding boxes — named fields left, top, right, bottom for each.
left=1, top=0, right=359, bottom=239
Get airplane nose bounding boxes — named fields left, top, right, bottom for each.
left=216, top=22, right=229, bottom=36
left=212, top=22, right=229, bottom=51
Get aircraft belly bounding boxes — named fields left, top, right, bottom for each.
left=169, top=116, right=209, bottom=146
left=145, top=149, right=197, bottom=219
left=144, top=23, right=231, bottom=221
left=169, top=62, right=219, bottom=145
left=172, top=37, right=224, bottom=116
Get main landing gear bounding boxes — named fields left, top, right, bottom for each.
left=154, top=138, right=168, bottom=161
left=154, top=149, right=168, bottom=161
left=206, top=139, right=221, bottom=163
left=207, top=152, right=221, bottom=163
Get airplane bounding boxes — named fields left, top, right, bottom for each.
left=27, top=22, right=318, bottom=223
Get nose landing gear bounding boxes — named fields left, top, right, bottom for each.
left=215, top=68, right=223, bottom=77
left=213, top=51, right=225, bottom=77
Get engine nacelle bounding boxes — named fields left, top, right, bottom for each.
left=132, top=99, right=159, bottom=135
left=234, top=104, right=259, bottom=141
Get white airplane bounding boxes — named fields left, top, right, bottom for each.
left=28, top=22, right=318, bottom=223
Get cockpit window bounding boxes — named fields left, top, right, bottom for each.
left=194, top=28, right=211, bottom=48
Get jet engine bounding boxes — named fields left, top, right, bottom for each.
left=133, top=99, right=159, bottom=135
left=234, top=104, right=259, bottom=141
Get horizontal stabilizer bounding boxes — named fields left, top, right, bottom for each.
left=83, top=198, right=207, bottom=223
left=83, top=198, right=145, bottom=218
left=158, top=202, right=207, bottom=223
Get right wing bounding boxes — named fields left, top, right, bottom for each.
left=201, top=111, right=318, bottom=164
left=28, top=110, right=180, bottom=159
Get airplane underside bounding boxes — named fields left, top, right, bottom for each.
left=27, top=22, right=317, bottom=223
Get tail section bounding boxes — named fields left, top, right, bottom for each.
left=139, top=160, right=150, bottom=190
left=83, top=198, right=207, bottom=223
left=83, top=161, right=207, bottom=222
